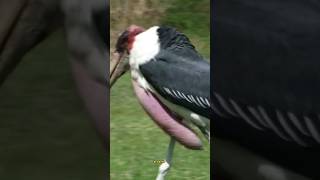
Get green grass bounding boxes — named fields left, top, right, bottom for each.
left=110, top=0, right=210, bottom=179
left=0, top=31, right=105, bottom=179
left=111, top=75, right=210, bottom=180
left=162, top=0, right=210, bottom=57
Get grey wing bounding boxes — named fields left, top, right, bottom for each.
left=139, top=51, right=211, bottom=118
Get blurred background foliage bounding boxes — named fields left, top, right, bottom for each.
left=110, top=0, right=210, bottom=57
left=110, top=0, right=210, bottom=179
left=0, top=31, right=105, bottom=179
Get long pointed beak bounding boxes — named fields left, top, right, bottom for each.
left=109, top=51, right=129, bottom=87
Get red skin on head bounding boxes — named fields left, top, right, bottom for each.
left=126, top=25, right=145, bottom=52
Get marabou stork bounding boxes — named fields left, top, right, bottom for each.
left=212, top=0, right=320, bottom=179
left=110, top=25, right=210, bottom=179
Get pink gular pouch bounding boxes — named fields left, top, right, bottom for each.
left=131, top=80, right=203, bottom=150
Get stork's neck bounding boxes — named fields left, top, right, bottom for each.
left=129, top=26, right=160, bottom=70
left=129, top=26, right=160, bottom=91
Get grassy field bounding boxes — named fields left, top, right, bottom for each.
left=0, top=31, right=105, bottom=179
left=110, top=0, right=210, bottom=179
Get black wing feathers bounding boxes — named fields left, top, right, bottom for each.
left=140, top=50, right=210, bottom=118
left=157, top=26, right=203, bottom=60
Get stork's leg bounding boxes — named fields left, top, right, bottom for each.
left=156, top=137, right=176, bottom=180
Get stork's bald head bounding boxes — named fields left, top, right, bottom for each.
left=110, top=25, right=145, bottom=87
left=115, top=25, right=145, bottom=54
